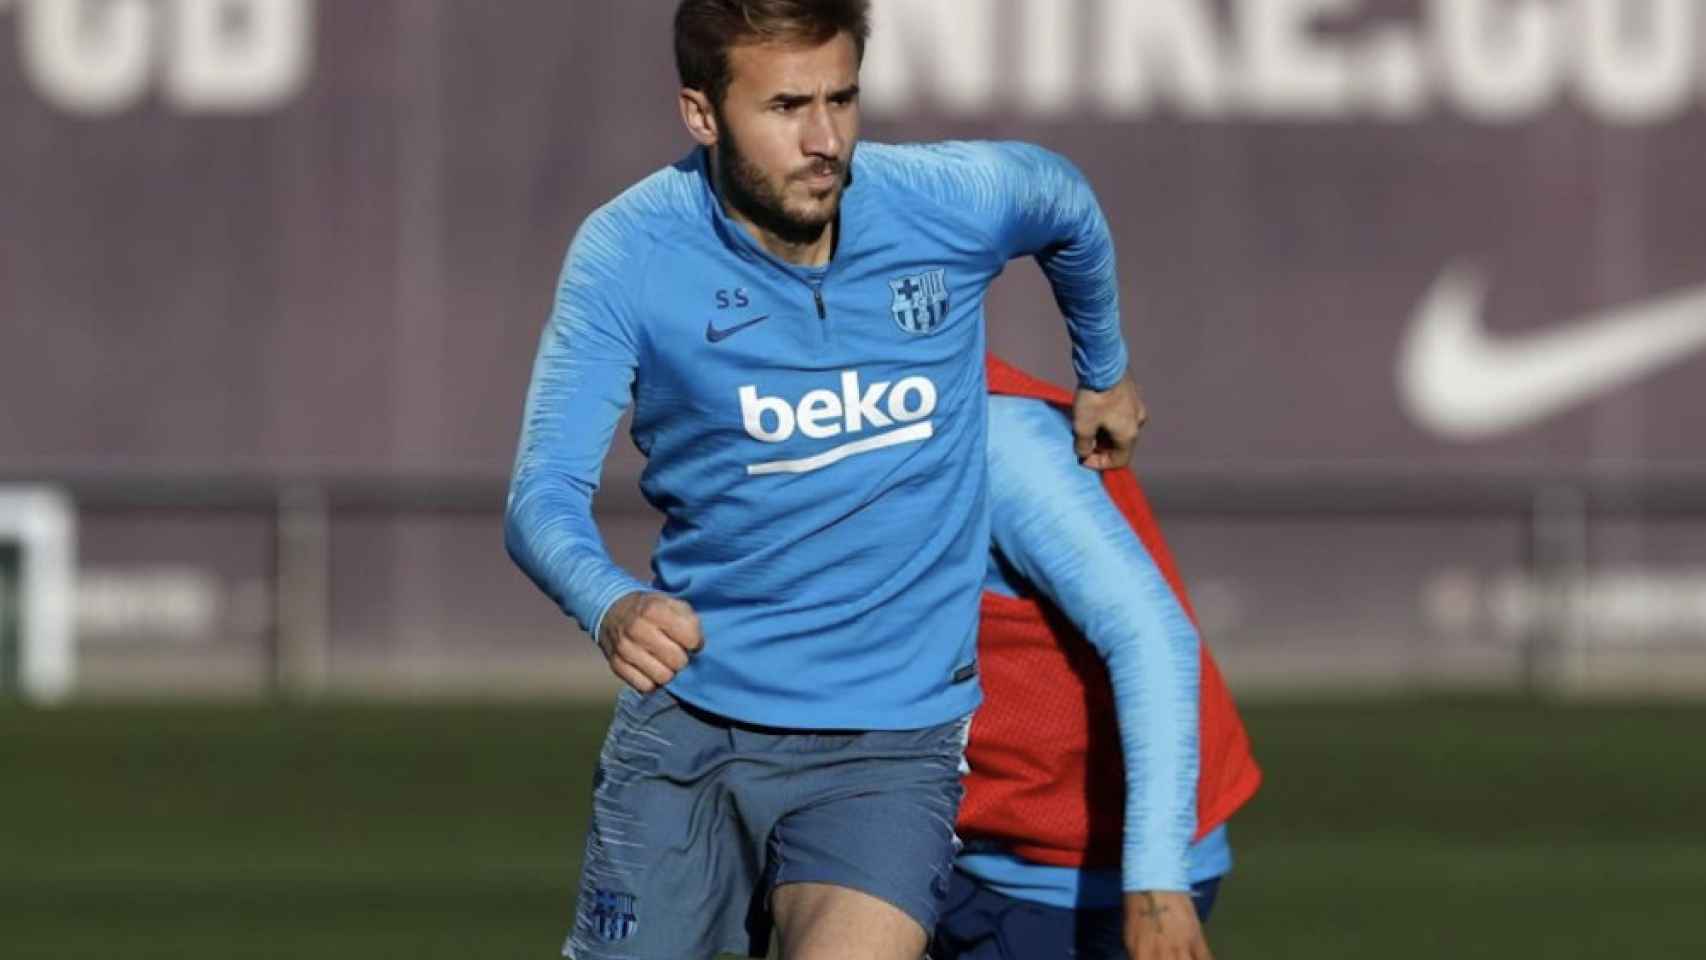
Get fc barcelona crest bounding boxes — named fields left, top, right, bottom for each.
left=589, top=889, right=638, bottom=943
left=889, top=268, right=950, bottom=336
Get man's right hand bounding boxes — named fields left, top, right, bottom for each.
left=597, top=592, right=704, bottom=693
left=1124, top=890, right=1213, bottom=960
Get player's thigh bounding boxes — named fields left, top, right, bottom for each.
left=765, top=716, right=969, bottom=959
left=565, top=690, right=770, bottom=960
left=771, top=881, right=927, bottom=960
left=931, top=868, right=1081, bottom=960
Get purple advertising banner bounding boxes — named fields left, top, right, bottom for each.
left=2, top=1, right=1704, bottom=695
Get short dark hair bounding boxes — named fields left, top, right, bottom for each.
left=675, top=0, right=872, bottom=107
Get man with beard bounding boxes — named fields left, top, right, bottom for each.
left=506, top=3, right=1142, bottom=958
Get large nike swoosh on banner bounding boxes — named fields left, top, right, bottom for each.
left=1397, top=264, right=1706, bottom=439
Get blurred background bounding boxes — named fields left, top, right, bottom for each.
left=3, top=1, right=1705, bottom=957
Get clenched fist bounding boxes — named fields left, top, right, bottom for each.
left=1073, top=378, right=1147, bottom=470
left=597, top=592, right=704, bottom=694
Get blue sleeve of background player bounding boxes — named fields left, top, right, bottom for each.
left=923, top=141, right=1128, bottom=390
left=505, top=210, right=654, bottom=641
left=986, top=396, right=1200, bottom=893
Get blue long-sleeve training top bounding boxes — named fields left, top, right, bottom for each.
left=958, top=396, right=1222, bottom=900
left=506, top=142, right=1128, bottom=730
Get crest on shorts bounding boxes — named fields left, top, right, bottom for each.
left=889, top=268, right=950, bottom=335
left=589, top=889, right=639, bottom=943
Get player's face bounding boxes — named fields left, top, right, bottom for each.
left=712, top=33, right=861, bottom=245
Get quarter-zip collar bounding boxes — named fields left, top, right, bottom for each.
left=692, top=146, right=861, bottom=280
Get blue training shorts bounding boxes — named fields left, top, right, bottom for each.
left=564, top=688, right=970, bottom=959
left=931, top=867, right=1222, bottom=960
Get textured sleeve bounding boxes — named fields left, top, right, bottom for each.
left=986, top=396, right=1200, bottom=893
left=931, top=141, right=1128, bottom=389
left=504, top=210, right=653, bottom=641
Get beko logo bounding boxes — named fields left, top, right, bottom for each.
left=0, top=0, right=314, bottom=115
left=739, top=371, right=938, bottom=476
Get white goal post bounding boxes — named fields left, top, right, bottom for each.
left=0, top=487, right=76, bottom=703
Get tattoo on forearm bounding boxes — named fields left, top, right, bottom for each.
left=1138, top=892, right=1169, bottom=931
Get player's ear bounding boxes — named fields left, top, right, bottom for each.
left=679, top=88, right=719, bottom=147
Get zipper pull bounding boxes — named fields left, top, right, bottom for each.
left=812, top=286, right=827, bottom=320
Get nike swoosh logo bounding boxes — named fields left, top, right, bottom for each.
left=705, top=314, right=770, bottom=343
left=1397, top=264, right=1706, bottom=439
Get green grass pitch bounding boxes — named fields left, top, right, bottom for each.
left=4, top=697, right=1705, bottom=958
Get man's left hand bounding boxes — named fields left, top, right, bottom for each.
left=1124, top=890, right=1213, bottom=960
left=1073, top=378, right=1146, bottom=470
